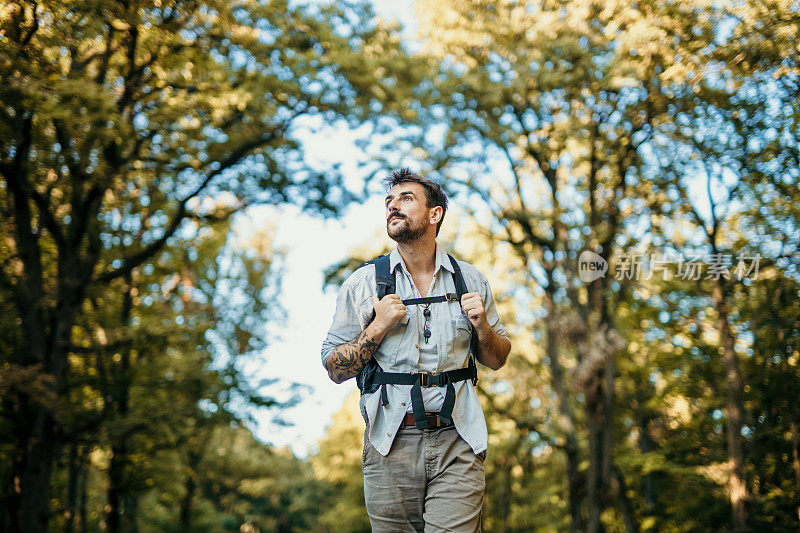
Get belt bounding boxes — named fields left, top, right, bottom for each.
left=359, top=360, right=478, bottom=430
left=401, top=412, right=453, bottom=429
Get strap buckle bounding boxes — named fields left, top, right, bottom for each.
left=445, top=292, right=459, bottom=302
left=419, top=371, right=437, bottom=387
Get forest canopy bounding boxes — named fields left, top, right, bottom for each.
left=1, top=0, right=799, bottom=531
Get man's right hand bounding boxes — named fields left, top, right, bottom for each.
left=371, top=294, right=406, bottom=333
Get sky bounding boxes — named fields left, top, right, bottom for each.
left=244, top=199, right=386, bottom=456
left=242, top=0, right=418, bottom=457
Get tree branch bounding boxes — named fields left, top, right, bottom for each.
left=29, top=187, right=65, bottom=249
left=91, top=112, right=303, bottom=285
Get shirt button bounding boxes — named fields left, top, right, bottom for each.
left=401, top=402, right=406, bottom=406
left=387, top=432, right=391, bottom=436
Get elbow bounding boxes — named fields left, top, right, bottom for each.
left=480, top=352, right=507, bottom=372
left=488, top=355, right=508, bottom=372
left=325, top=363, right=344, bottom=384
left=491, top=339, right=511, bottom=371
left=323, top=354, right=340, bottom=384
left=329, top=370, right=346, bottom=385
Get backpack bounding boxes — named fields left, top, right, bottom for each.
left=355, top=253, right=478, bottom=429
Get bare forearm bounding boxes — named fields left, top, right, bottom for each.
left=325, top=322, right=387, bottom=384
left=475, top=323, right=511, bottom=371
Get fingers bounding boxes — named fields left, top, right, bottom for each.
left=374, top=293, right=403, bottom=306
left=373, top=293, right=405, bottom=314
left=460, top=292, right=483, bottom=308
left=460, top=292, right=485, bottom=322
left=372, top=293, right=406, bottom=330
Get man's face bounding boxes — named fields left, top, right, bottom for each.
left=385, top=182, right=436, bottom=243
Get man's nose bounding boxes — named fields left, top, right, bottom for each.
left=387, top=197, right=401, bottom=212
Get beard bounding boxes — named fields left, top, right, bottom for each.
left=387, top=213, right=427, bottom=243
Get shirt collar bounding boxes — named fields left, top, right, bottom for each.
left=389, top=242, right=455, bottom=275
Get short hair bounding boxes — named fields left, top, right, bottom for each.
left=382, top=168, right=448, bottom=235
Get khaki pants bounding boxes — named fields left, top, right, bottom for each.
left=362, top=425, right=486, bottom=532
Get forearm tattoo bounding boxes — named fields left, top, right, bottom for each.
left=326, top=329, right=381, bottom=384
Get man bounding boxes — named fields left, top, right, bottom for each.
left=321, top=168, right=511, bottom=532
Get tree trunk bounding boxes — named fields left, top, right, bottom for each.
left=712, top=276, right=749, bottom=531
left=107, top=439, right=126, bottom=533
left=78, top=462, right=88, bottom=533
left=564, top=434, right=584, bottom=532
left=585, top=269, right=608, bottom=533
left=179, top=450, right=201, bottom=530
left=107, top=278, right=134, bottom=533
left=586, top=383, right=604, bottom=533
left=63, top=443, right=81, bottom=533
left=791, top=422, right=800, bottom=524
left=6, top=399, right=31, bottom=533
left=17, top=409, right=58, bottom=533
left=639, top=415, right=656, bottom=510
left=544, top=284, right=585, bottom=532
left=600, top=294, right=639, bottom=533
left=612, top=468, right=640, bottom=533
left=16, top=287, right=79, bottom=532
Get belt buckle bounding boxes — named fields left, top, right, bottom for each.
left=445, top=292, right=459, bottom=302
left=419, top=371, right=430, bottom=387
left=419, top=371, right=437, bottom=387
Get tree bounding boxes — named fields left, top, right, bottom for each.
left=312, top=390, right=371, bottom=533
left=641, top=1, right=800, bottom=523
left=408, top=0, right=799, bottom=529
left=0, top=0, right=432, bottom=529
left=411, top=0, right=707, bottom=528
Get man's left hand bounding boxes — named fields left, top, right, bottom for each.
left=460, top=292, right=487, bottom=330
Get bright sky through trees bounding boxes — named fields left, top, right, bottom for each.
left=244, top=0, right=417, bottom=456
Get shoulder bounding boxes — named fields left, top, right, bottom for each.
left=342, top=261, right=375, bottom=289
left=449, top=257, right=489, bottom=292
left=340, top=261, right=377, bottom=307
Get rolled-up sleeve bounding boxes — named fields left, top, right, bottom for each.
left=480, top=274, right=508, bottom=338
left=321, top=277, right=369, bottom=368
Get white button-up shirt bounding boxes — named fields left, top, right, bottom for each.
left=321, top=243, right=508, bottom=456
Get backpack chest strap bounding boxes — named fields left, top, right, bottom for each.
left=402, top=293, right=459, bottom=306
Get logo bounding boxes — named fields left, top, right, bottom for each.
left=579, top=250, right=608, bottom=282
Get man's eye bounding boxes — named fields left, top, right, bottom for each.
left=403, top=196, right=411, bottom=201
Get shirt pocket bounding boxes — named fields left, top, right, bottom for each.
left=454, top=311, right=472, bottom=338
left=361, top=297, right=408, bottom=365
left=450, top=311, right=473, bottom=365
left=379, top=321, right=407, bottom=365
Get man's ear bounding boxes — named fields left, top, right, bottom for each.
left=429, top=206, right=443, bottom=225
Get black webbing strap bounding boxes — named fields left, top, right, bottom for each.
left=435, top=254, right=479, bottom=426
left=448, top=254, right=479, bottom=386
left=402, top=293, right=459, bottom=306
left=357, top=252, right=480, bottom=430
left=372, top=367, right=477, bottom=387
left=374, top=254, right=394, bottom=300
left=369, top=366, right=478, bottom=428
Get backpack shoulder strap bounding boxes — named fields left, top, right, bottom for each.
left=446, top=253, right=479, bottom=384
left=357, top=254, right=395, bottom=299
left=373, top=254, right=394, bottom=298
left=357, top=253, right=394, bottom=400
left=447, top=253, right=468, bottom=296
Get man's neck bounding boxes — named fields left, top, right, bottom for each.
left=396, top=237, right=437, bottom=277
